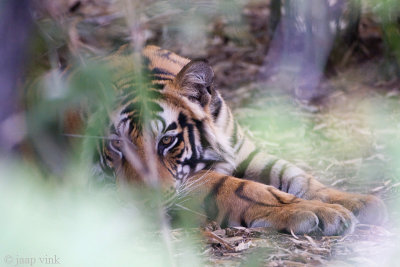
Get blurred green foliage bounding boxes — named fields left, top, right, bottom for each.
left=0, top=161, right=203, bottom=267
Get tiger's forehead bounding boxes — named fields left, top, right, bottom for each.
left=149, top=103, right=180, bottom=136
left=105, top=45, right=190, bottom=89
left=142, top=93, right=209, bottom=134
left=142, top=45, right=190, bottom=77
left=111, top=90, right=208, bottom=139
left=105, top=45, right=207, bottom=138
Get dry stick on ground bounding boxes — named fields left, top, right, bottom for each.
left=202, top=231, right=235, bottom=251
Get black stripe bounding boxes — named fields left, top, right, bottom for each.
left=278, top=163, right=288, bottom=191
left=178, top=112, right=199, bottom=166
left=117, top=81, right=136, bottom=92
left=119, top=83, right=163, bottom=106
left=165, top=166, right=175, bottom=178
left=142, top=56, right=151, bottom=69
left=220, top=210, right=230, bottom=228
left=105, top=154, right=112, bottom=162
left=121, top=94, right=135, bottom=106
left=165, top=122, right=177, bottom=133
left=234, top=182, right=281, bottom=207
left=121, top=103, right=135, bottom=114
left=204, top=176, right=228, bottom=220
left=232, top=149, right=260, bottom=178
left=152, top=67, right=173, bottom=76
left=109, top=124, right=117, bottom=134
left=193, top=119, right=210, bottom=147
left=121, top=99, right=163, bottom=126
left=260, top=158, right=279, bottom=185
left=231, top=122, right=238, bottom=146
left=211, top=97, right=222, bottom=120
left=268, top=188, right=285, bottom=204
left=69, top=1, right=81, bottom=12
left=174, top=147, right=185, bottom=159
left=98, top=153, right=114, bottom=177
left=152, top=83, right=165, bottom=90
left=286, top=174, right=305, bottom=194
left=160, top=50, right=172, bottom=59
left=240, top=210, right=247, bottom=227
left=188, top=123, right=196, bottom=157
left=318, top=218, right=325, bottom=232
left=152, top=76, right=173, bottom=81
left=234, top=138, right=245, bottom=153
left=128, top=116, right=137, bottom=133
left=267, top=187, right=299, bottom=204
left=178, top=112, right=187, bottom=126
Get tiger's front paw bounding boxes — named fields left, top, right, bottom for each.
left=249, top=200, right=356, bottom=236
left=330, top=192, right=387, bottom=225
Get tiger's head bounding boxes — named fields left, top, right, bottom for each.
left=96, top=46, right=234, bottom=192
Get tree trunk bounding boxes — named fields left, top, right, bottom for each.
left=0, top=0, right=33, bottom=154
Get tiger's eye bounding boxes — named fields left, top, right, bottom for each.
left=111, top=139, right=121, bottom=149
left=161, top=136, right=173, bottom=145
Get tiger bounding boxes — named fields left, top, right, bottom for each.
left=87, top=45, right=387, bottom=235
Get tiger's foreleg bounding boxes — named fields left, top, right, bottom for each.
left=186, top=171, right=355, bottom=235
left=244, top=154, right=387, bottom=225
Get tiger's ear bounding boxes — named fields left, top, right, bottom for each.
left=174, top=60, right=214, bottom=107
